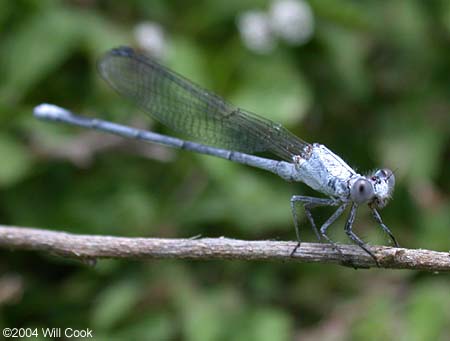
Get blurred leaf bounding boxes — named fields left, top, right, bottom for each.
left=377, top=109, right=447, bottom=182
left=0, top=7, right=82, bottom=103
left=310, top=0, right=375, bottom=30
left=350, top=296, right=398, bottom=340
left=0, top=5, right=127, bottom=104
left=91, top=280, right=140, bottom=330
left=379, top=1, right=429, bottom=50
left=443, top=0, right=450, bottom=34
left=405, top=280, right=450, bottom=340
left=183, top=290, right=236, bottom=341
left=320, top=25, right=371, bottom=100
left=192, top=0, right=267, bottom=29
left=78, top=11, right=129, bottom=56
left=0, top=133, right=33, bottom=186
left=181, top=155, right=293, bottom=231
left=234, top=308, right=293, bottom=341
left=0, top=0, right=12, bottom=27
left=64, top=175, right=158, bottom=235
left=166, top=265, right=242, bottom=341
left=166, top=37, right=211, bottom=87
left=418, top=206, right=450, bottom=250
left=231, top=54, right=312, bottom=126
left=113, top=312, right=175, bottom=340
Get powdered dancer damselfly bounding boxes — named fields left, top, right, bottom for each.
left=34, top=46, right=399, bottom=265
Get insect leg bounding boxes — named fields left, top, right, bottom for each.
left=344, top=203, right=380, bottom=266
left=290, top=196, right=339, bottom=256
left=371, top=208, right=399, bottom=247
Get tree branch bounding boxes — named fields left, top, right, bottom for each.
left=0, top=225, right=448, bottom=271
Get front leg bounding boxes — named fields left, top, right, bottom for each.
left=345, top=203, right=380, bottom=266
left=371, top=208, right=399, bottom=247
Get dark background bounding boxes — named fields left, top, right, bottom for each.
left=1, top=1, right=449, bottom=340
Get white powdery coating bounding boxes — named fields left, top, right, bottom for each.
left=237, top=10, right=275, bottom=54
left=134, top=22, right=167, bottom=58
left=293, top=144, right=357, bottom=198
left=269, top=0, right=315, bottom=45
left=33, top=103, right=70, bottom=119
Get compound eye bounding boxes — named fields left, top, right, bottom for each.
left=351, top=178, right=374, bottom=204
left=375, top=168, right=395, bottom=189
left=374, top=169, right=388, bottom=178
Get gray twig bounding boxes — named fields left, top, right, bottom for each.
left=0, top=225, right=448, bottom=271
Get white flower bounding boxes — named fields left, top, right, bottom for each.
left=237, top=10, right=276, bottom=54
left=269, top=0, right=314, bottom=45
left=134, top=22, right=167, bottom=58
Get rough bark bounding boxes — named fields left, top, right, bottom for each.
left=1, top=226, right=449, bottom=271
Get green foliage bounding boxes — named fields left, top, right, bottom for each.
left=0, top=0, right=449, bottom=339
left=0, top=133, right=33, bottom=186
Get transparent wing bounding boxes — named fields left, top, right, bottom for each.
left=98, top=47, right=309, bottom=161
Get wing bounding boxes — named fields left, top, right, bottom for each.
left=97, top=46, right=309, bottom=161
